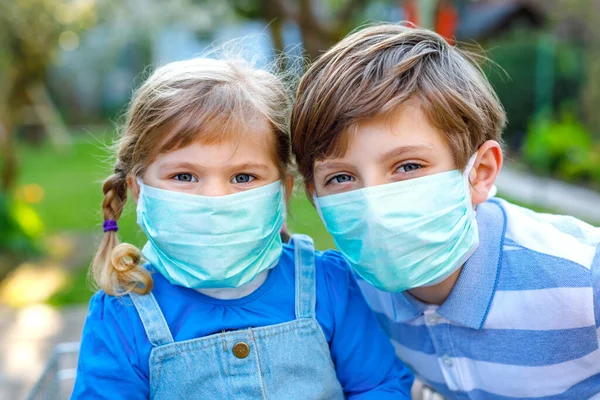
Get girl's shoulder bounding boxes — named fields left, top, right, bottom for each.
left=85, top=289, right=142, bottom=328
left=280, top=240, right=352, bottom=280
left=280, top=240, right=355, bottom=299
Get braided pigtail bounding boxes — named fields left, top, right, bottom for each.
left=91, top=168, right=153, bottom=296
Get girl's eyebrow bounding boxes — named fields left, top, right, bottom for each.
left=160, top=161, right=203, bottom=171
left=160, top=161, right=272, bottom=171
left=228, top=162, right=272, bottom=171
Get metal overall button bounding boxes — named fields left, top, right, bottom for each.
left=233, top=342, right=250, bottom=359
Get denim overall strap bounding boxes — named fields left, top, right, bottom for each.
left=129, top=292, right=174, bottom=347
left=291, top=234, right=316, bottom=319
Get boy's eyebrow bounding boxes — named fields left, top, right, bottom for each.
left=314, top=161, right=352, bottom=173
left=378, top=144, right=436, bottom=163
left=314, top=144, right=436, bottom=173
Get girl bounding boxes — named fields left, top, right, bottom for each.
left=72, top=57, right=413, bottom=399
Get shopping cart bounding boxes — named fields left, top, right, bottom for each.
left=412, top=380, right=445, bottom=400
left=27, top=342, right=80, bottom=400
left=27, top=342, right=444, bottom=400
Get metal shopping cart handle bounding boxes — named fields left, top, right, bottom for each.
left=27, top=342, right=80, bottom=400
left=28, top=342, right=445, bottom=400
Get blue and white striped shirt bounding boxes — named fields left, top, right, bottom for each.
left=357, top=198, right=600, bottom=399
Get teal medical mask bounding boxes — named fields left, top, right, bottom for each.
left=136, top=180, right=285, bottom=289
left=314, top=157, right=480, bottom=293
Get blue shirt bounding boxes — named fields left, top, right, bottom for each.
left=73, top=243, right=413, bottom=399
left=357, top=198, right=600, bottom=399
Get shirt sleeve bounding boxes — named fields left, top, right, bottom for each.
left=71, top=292, right=149, bottom=400
left=317, top=250, right=414, bottom=399
left=592, top=243, right=600, bottom=329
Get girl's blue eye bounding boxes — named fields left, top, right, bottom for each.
left=396, top=163, right=422, bottom=173
left=232, top=174, right=255, bottom=184
left=174, top=173, right=197, bottom=182
left=329, top=174, right=354, bottom=184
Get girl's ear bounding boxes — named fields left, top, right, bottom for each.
left=127, top=175, right=140, bottom=204
left=469, top=140, right=503, bottom=206
left=284, top=174, right=295, bottom=203
left=305, top=181, right=316, bottom=206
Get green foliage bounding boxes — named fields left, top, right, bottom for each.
left=0, top=0, right=97, bottom=70
left=0, top=192, right=40, bottom=256
left=523, top=113, right=600, bottom=188
left=485, top=33, right=584, bottom=149
left=46, top=263, right=92, bottom=307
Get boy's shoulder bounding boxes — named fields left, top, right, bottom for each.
left=480, top=199, right=600, bottom=333
left=492, top=198, right=600, bottom=271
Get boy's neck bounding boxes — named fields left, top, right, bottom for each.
left=408, top=267, right=463, bottom=306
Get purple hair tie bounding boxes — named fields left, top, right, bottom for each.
left=103, top=219, right=119, bottom=233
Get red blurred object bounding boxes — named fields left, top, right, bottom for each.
left=402, top=0, right=458, bottom=45
left=404, top=0, right=420, bottom=26
left=435, top=0, right=459, bottom=44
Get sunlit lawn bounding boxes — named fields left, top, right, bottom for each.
left=17, top=129, right=333, bottom=306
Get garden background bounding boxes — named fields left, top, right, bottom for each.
left=1, top=0, right=600, bottom=398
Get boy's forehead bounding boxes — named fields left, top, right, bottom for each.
left=319, top=104, right=449, bottom=160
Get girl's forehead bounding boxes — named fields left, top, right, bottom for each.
left=150, top=123, right=277, bottom=169
left=159, top=111, right=270, bottom=146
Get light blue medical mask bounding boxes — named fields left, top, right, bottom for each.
left=314, top=156, right=480, bottom=293
left=136, top=180, right=285, bottom=289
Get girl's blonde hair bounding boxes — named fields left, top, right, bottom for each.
left=93, top=57, right=292, bottom=296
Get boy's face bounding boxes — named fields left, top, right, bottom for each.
left=312, top=102, right=457, bottom=197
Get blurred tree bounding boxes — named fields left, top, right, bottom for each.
left=222, top=0, right=373, bottom=60
left=549, top=0, right=600, bottom=137
left=226, top=0, right=464, bottom=62
left=0, top=0, right=97, bottom=191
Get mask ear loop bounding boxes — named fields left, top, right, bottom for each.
left=464, top=154, right=479, bottom=217
left=135, top=177, right=147, bottom=215
left=312, top=194, right=325, bottom=221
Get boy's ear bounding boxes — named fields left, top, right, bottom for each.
left=469, top=140, right=503, bottom=206
left=127, top=175, right=140, bottom=204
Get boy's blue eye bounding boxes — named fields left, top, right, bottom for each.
left=396, top=163, right=422, bottom=173
left=232, top=174, right=255, bottom=184
left=329, top=174, right=355, bottom=184
left=174, top=173, right=197, bottom=182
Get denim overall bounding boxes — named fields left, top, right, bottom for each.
left=129, top=234, right=345, bottom=400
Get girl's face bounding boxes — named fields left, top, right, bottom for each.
left=131, top=119, right=281, bottom=198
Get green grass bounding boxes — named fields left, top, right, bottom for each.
left=17, top=130, right=333, bottom=306
left=18, top=129, right=144, bottom=247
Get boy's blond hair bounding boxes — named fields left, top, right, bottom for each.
left=291, top=23, right=506, bottom=185
left=94, top=58, right=291, bottom=296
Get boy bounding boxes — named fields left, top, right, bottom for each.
left=291, top=24, right=600, bottom=399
